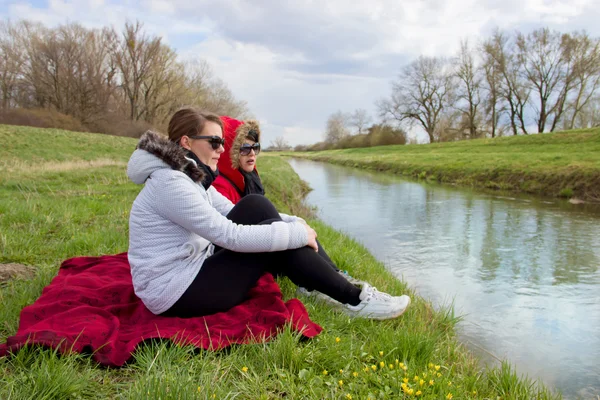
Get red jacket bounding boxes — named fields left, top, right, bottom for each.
left=213, top=116, right=261, bottom=204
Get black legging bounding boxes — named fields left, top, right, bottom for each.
left=162, top=194, right=362, bottom=318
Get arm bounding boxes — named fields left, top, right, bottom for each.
left=154, top=175, right=308, bottom=252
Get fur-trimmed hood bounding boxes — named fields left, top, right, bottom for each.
left=127, top=130, right=205, bottom=184
left=230, top=119, right=261, bottom=170
left=217, top=116, right=261, bottom=193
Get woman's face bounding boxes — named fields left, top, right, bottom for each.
left=181, top=121, right=224, bottom=171
left=239, top=138, right=259, bottom=173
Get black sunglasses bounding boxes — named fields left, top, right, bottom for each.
left=240, top=143, right=261, bottom=156
left=188, top=135, right=225, bottom=150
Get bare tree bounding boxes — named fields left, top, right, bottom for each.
left=481, top=40, right=504, bottom=138
left=378, top=56, right=455, bottom=143
left=202, top=78, right=249, bottom=118
left=564, top=32, right=600, bottom=129
left=575, top=95, right=600, bottom=127
left=516, top=28, right=572, bottom=132
left=138, top=44, right=182, bottom=124
left=0, top=21, right=30, bottom=109
left=268, top=136, right=292, bottom=151
left=349, top=108, right=372, bottom=134
left=325, top=111, right=350, bottom=143
left=454, top=39, right=482, bottom=139
left=483, top=31, right=530, bottom=135
left=112, top=21, right=163, bottom=121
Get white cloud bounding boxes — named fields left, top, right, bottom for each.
left=2, top=0, right=599, bottom=145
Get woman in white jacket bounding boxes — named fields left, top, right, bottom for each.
left=127, top=107, right=411, bottom=320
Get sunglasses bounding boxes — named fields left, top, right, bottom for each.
left=240, top=143, right=261, bottom=156
left=188, top=135, right=225, bottom=150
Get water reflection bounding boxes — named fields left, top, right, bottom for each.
left=288, top=158, right=600, bottom=399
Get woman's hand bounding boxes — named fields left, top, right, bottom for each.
left=300, top=221, right=319, bottom=252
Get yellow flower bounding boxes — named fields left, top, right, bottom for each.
left=429, top=380, right=434, bottom=386
left=395, top=359, right=399, bottom=364
left=336, top=337, right=341, bottom=343
left=345, top=395, right=352, bottom=400
left=401, top=383, right=407, bottom=389
left=338, top=380, right=344, bottom=386
left=446, top=393, right=453, bottom=399
left=323, top=370, right=328, bottom=375
left=437, top=373, right=442, bottom=377
left=473, top=390, right=477, bottom=395
left=380, top=361, right=385, bottom=368
left=403, top=365, right=408, bottom=371
left=389, top=364, right=394, bottom=369
left=428, top=363, right=434, bottom=368
left=212, top=395, right=216, bottom=399
left=414, top=375, right=419, bottom=382
left=371, top=365, right=377, bottom=371
left=241, top=366, right=248, bottom=373
left=416, top=390, right=422, bottom=396
left=364, top=366, right=370, bottom=372
left=198, top=386, right=202, bottom=392
left=448, top=381, right=452, bottom=386
left=407, top=388, right=414, bottom=395
left=435, top=365, right=441, bottom=371
left=340, top=369, right=344, bottom=374
left=419, top=379, right=425, bottom=386
left=353, top=372, right=359, bottom=378
left=379, top=351, right=384, bottom=356
left=422, top=372, right=427, bottom=378
left=399, top=362, right=405, bottom=368
left=403, top=378, right=409, bottom=384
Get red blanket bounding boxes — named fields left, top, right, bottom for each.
left=0, top=253, right=321, bottom=366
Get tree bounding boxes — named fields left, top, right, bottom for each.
left=268, top=136, right=292, bottom=151
left=325, top=110, right=350, bottom=143
left=483, top=31, right=530, bottom=135
left=481, top=39, right=504, bottom=138
left=454, top=39, right=482, bottom=139
left=0, top=21, right=29, bottom=109
left=378, top=55, right=455, bottom=143
left=564, top=32, right=600, bottom=129
left=516, top=28, right=573, bottom=132
left=348, top=108, right=372, bottom=134
left=112, top=21, right=163, bottom=121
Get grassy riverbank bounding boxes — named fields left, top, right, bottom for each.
left=287, top=128, right=600, bottom=202
left=0, top=125, right=561, bottom=399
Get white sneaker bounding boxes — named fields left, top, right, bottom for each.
left=342, top=283, right=411, bottom=320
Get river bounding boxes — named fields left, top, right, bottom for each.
left=287, top=158, right=600, bottom=399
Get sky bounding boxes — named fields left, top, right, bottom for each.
left=1, top=0, right=599, bottom=146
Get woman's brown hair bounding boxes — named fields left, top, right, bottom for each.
left=167, top=107, right=223, bottom=143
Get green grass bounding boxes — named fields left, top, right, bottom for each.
left=286, top=128, right=600, bottom=202
left=0, top=124, right=562, bottom=399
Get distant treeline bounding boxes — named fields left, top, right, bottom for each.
left=0, top=19, right=248, bottom=137
left=321, top=27, right=600, bottom=147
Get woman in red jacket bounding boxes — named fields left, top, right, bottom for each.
left=212, top=116, right=263, bottom=202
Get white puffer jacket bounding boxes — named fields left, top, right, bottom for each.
left=127, top=131, right=308, bottom=314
